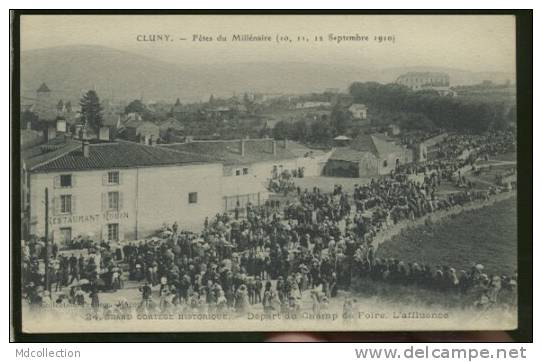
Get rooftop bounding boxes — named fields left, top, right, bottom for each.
left=161, top=138, right=326, bottom=165
left=26, top=140, right=214, bottom=173
left=36, top=83, right=51, bottom=93
left=330, top=133, right=405, bottom=161
left=348, top=103, right=368, bottom=110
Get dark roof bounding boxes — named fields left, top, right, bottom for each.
left=159, top=118, right=185, bottom=131
left=352, top=133, right=404, bottom=158
left=329, top=147, right=372, bottom=162
left=29, top=140, right=214, bottom=173
left=36, top=83, right=51, bottom=93
left=161, top=139, right=323, bottom=166
left=330, top=133, right=405, bottom=161
left=370, top=134, right=405, bottom=156
left=350, top=134, right=379, bottom=155
left=348, top=103, right=367, bottom=110
left=22, top=138, right=81, bottom=170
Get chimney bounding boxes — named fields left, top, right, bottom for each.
left=272, top=140, right=277, bottom=156
left=99, top=126, right=110, bottom=141
left=240, top=139, right=246, bottom=157
left=82, top=140, right=90, bottom=158
left=45, top=125, right=56, bottom=142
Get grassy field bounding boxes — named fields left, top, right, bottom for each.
left=376, top=196, right=517, bottom=276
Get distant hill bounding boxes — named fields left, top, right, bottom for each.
left=20, top=45, right=515, bottom=103
left=20, top=45, right=377, bottom=103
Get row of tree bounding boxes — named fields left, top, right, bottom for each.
left=271, top=113, right=355, bottom=146
left=348, top=82, right=515, bottom=133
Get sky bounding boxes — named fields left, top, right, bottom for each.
left=20, top=14, right=516, bottom=73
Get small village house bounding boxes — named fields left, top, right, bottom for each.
left=325, top=133, right=412, bottom=178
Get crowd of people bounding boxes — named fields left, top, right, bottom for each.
left=21, top=131, right=517, bottom=316
left=267, top=168, right=303, bottom=195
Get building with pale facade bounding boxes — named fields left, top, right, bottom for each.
left=396, top=72, right=456, bottom=96
left=22, top=137, right=331, bottom=244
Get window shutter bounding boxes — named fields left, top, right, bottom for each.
left=118, top=192, right=124, bottom=210
left=71, top=195, right=76, bottom=214
left=71, top=175, right=76, bottom=188
left=102, top=193, right=107, bottom=211
left=118, top=171, right=122, bottom=185
left=102, top=173, right=108, bottom=186
left=54, top=176, right=60, bottom=189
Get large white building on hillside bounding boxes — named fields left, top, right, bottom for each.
left=396, top=72, right=456, bottom=96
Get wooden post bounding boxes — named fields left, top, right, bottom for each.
left=44, top=187, right=50, bottom=293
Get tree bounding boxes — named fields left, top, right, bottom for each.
left=348, top=81, right=513, bottom=133
left=272, top=121, right=292, bottom=140
left=79, top=90, right=103, bottom=132
left=310, top=118, right=333, bottom=144
left=243, top=93, right=251, bottom=104
left=291, top=120, right=309, bottom=141
left=124, top=99, right=146, bottom=115
left=330, top=106, right=351, bottom=136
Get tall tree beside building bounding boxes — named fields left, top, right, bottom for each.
left=79, top=90, right=103, bottom=132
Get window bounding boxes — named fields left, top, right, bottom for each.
left=60, top=195, right=72, bottom=214
left=60, top=174, right=72, bottom=187
left=107, top=223, right=119, bottom=242
left=188, top=192, right=198, bottom=204
left=383, top=160, right=388, bottom=168
left=235, top=169, right=241, bottom=176
left=108, top=171, right=119, bottom=184
left=108, top=191, right=119, bottom=210
left=243, top=167, right=249, bottom=175
left=59, top=227, right=72, bottom=244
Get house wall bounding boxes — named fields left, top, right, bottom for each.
left=349, top=107, right=368, bottom=120
left=28, top=163, right=224, bottom=243
left=220, top=153, right=330, bottom=210
left=135, top=123, right=160, bottom=144
left=357, top=153, right=377, bottom=177
left=375, top=148, right=413, bottom=175
left=324, top=160, right=360, bottom=178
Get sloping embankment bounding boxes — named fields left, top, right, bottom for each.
left=372, top=191, right=517, bottom=251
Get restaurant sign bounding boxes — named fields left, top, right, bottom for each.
left=48, top=211, right=129, bottom=225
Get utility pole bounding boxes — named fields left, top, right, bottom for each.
left=44, top=187, right=50, bottom=293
